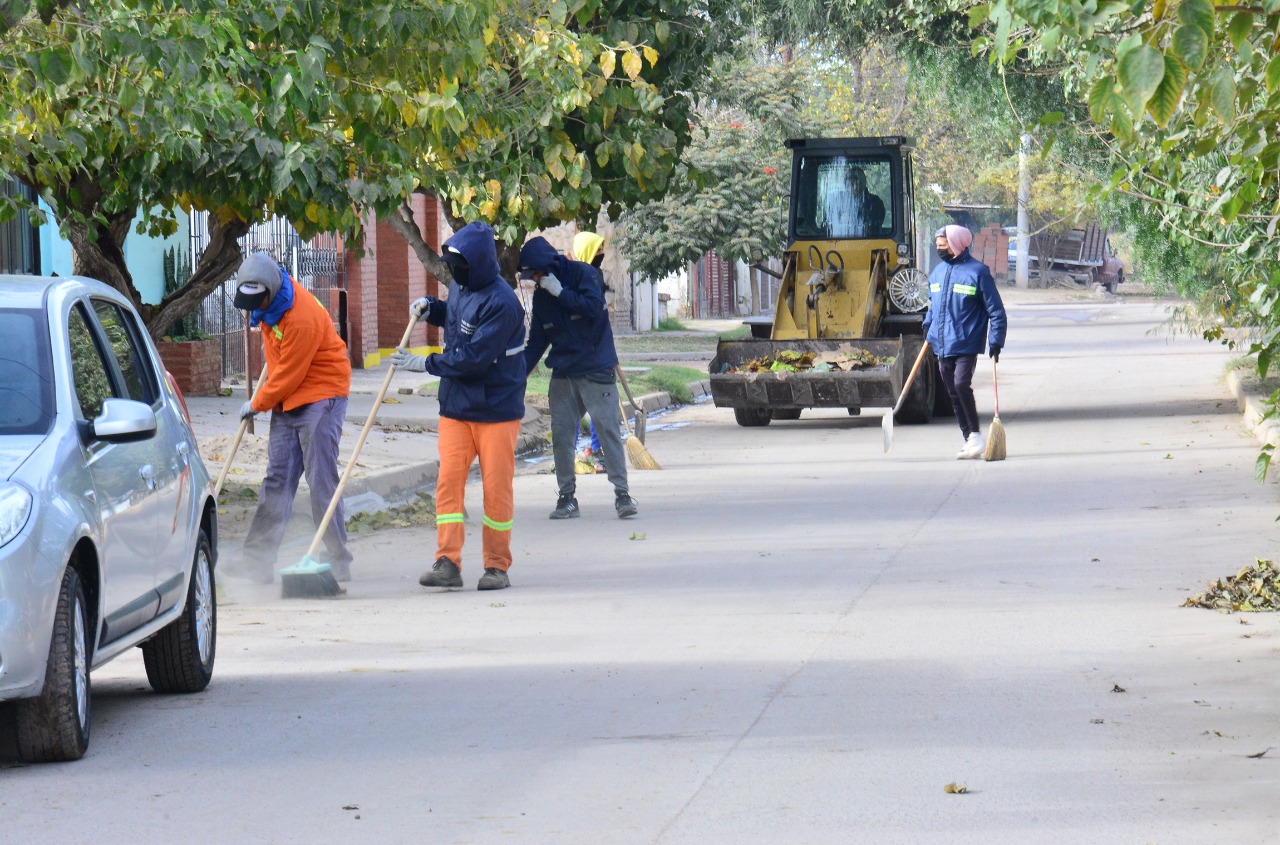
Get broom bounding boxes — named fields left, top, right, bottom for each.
left=213, top=364, right=268, bottom=500
left=982, top=357, right=1007, bottom=462
left=280, top=314, right=420, bottom=598
left=883, top=341, right=931, bottom=453
left=615, top=365, right=661, bottom=469
left=618, top=394, right=661, bottom=470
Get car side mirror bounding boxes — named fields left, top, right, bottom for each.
left=92, top=398, right=157, bottom=443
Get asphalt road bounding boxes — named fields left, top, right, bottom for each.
left=2, top=295, right=1277, bottom=843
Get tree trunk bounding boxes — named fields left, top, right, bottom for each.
left=387, top=193, right=523, bottom=288
left=146, top=215, right=251, bottom=341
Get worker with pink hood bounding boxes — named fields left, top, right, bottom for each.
left=921, top=224, right=1007, bottom=459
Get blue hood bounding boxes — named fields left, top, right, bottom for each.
left=443, top=221, right=502, bottom=290
left=518, top=237, right=563, bottom=274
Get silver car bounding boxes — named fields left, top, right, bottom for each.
left=0, top=275, right=217, bottom=762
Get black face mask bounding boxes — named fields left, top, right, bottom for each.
left=443, top=254, right=471, bottom=288
left=937, top=247, right=954, bottom=261
left=234, top=289, right=269, bottom=311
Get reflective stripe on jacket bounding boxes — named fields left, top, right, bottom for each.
left=921, top=251, right=1007, bottom=357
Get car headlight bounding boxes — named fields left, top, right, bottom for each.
left=0, top=482, right=33, bottom=548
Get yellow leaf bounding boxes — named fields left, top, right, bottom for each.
left=400, top=101, right=417, bottom=127
left=643, top=46, right=659, bottom=68
left=485, top=179, right=502, bottom=202
left=621, top=50, right=642, bottom=81
left=304, top=202, right=319, bottom=223
left=483, top=20, right=497, bottom=46
left=479, top=199, right=497, bottom=220
left=600, top=49, right=616, bottom=79
left=944, top=782, right=968, bottom=794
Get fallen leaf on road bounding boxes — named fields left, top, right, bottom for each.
left=629, top=532, right=646, bottom=540
left=1246, top=747, right=1272, bottom=759
left=944, top=783, right=968, bottom=794
left=1111, top=684, right=1126, bottom=693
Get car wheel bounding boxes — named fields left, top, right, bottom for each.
left=733, top=407, right=771, bottom=427
left=15, top=567, right=91, bottom=762
left=142, top=529, right=216, bottom=694
left=771, top=409, right=801, bottom=420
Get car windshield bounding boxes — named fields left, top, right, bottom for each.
left=0, top=307, right=55, bottom=435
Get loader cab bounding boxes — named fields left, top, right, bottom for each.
left=787, top=136, right=915, bottom=261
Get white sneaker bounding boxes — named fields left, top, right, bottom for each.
left=957, top=432, right=983, bottom=460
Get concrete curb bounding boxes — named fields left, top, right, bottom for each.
left=1226, top=370, right=1280, bottom=448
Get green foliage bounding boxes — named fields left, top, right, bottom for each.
left=656, top=317, right=686, bottom=331
left=0, top=0, right=742, bottom=335
left=618, top=48, right=808, bottom=280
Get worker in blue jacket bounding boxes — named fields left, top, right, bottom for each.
left=922, top=224, right=1007, bottom=459
left=519, top=235, right=637, bottom=520
left=392, top=221, right=527, bottom=591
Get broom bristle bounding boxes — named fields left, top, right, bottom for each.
left=625, top=436, right=661, bottom=470
left=280, top=557, right=345, bottom=598
left=982, top=416, right=1007, bottom=462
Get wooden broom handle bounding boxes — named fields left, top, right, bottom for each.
left=992, top=357, right=1000, bottom=417
left=891, top=341, right=931, bottom=415
left=304, top=314, right=420, bottom=560
left=615, top=364, right=642, bottom=413
left=213, top=362, right=269, bottom=499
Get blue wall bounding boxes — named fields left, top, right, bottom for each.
left=38, top=201, right=191, bottom=304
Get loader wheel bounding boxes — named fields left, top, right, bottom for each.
left=733, top=407, right=771, bottom=427
left=895, top=346, right=936, bottom=425
left=771, top=409, right=801, bottom=421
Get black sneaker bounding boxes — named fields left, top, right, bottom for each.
left=615, top=493, right=638, bottom=519
left=477, top=568, right=510, bottom=591
left=419, top=556, right=463, bottom=588
left=549, top=495, right=580, bottom=519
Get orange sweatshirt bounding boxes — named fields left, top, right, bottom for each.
left=252, top=278, right=351, bottom=412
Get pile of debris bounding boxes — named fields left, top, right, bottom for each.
left=1183, top=558, right=1280, bottom=613
left=731, top=345, right=893, bottom=374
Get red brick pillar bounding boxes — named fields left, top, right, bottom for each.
left=343, top=214, right=381, bottom=369
left=374, top=195, right=445, bottom=350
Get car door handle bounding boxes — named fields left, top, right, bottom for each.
left=139, top=464, right=156, bottom=490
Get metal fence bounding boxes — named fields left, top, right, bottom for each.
left=0, top=179, right=40, bottom=275
left=189, top=212, right=346, bottom=379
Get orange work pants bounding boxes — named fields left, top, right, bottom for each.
left=434, top=416, right=521, bottom=572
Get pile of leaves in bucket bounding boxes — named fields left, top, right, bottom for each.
left=729, top=345, right=893, bottom=373
left=346, top=493, right=436, bottom=533
left=1183, top=558, right=1280, bottom=613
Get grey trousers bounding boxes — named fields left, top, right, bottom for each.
left=244, top=396, right=352, bottom=568
left=549, top=372, right=629, bottom=498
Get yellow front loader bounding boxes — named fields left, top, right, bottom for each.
left=710, top=136, right=941, bottom=427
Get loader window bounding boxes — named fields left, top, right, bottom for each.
left=794, top=155, right=894, bottom=240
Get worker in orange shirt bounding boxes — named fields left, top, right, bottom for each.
left=233, top=252, right=354, bottom=583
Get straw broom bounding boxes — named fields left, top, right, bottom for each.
left=615, top=365, right=661, bottom=470
left=618, top=394, right=661, bottom=470
left=983, top=357, right=1006, bottom=461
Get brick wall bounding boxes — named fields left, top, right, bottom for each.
left=972, top=223, right=1010, bottom=280
left=344, top=221, right=381, bottom=369
left=157, top=339, right=221, bottom=397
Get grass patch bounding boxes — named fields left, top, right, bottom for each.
left=520, top=363, right=705, bottom=401
left=631, top=364, right=705, bottom=403
left=656, top=316, right=687, bottom=331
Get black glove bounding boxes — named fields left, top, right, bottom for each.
left=989, top=344, right=1001, bottom=362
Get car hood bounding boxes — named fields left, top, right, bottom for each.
left=0, top=436, right=44, bottom=481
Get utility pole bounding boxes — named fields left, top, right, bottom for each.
left=1016, top=133, right=1031, bottom=290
